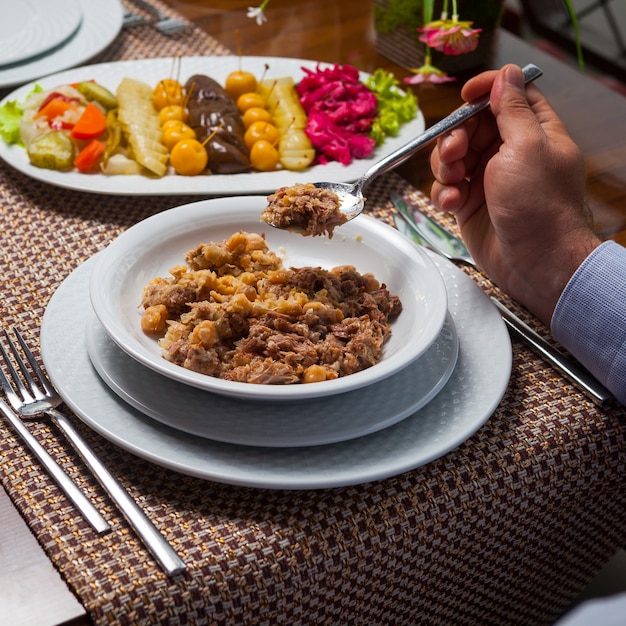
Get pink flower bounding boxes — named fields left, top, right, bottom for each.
left=418, top=19, right=482, bottom=56
left=403, top=64, right=456, bottom=85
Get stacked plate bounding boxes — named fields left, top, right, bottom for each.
left=40, top=196, right=513, bottom=489
left=0, top=0, right=123, bottom=90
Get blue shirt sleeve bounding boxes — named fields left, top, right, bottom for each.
left=551, top=240, right=626, bottom=405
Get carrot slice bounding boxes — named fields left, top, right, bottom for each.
left=74, top=139, right=106, bottom=173
left=33, top=97, right=77, bottom=121
left=70, top=103, right=107, bottom=140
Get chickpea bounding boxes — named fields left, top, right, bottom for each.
left=190, top=320, right=217, bottom=348
left=141, top=305, right=169, bottom=334
left=302, top=364, right=328, bottom=384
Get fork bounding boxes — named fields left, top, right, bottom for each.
left=128, top=0, right=189, bottom=34
left=0, top=328, right=186, bottom=576
left=0, top=397, right=110, bottom=534
left=123, top=10, right=149, bottom=29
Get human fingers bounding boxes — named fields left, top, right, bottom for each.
left=460, top=69, right=499, bottom=103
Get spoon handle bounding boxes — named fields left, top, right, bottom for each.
left=357, top=63, right=543, bottom=188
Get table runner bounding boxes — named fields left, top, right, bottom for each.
left=1, top=3, right=625, bottom=624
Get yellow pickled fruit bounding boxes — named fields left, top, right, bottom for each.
left=242, top=106, right=272, bottom=128
left=244, top=121, right=280, bottom=150
left=153, top=79, right=184, bottom=110
left=225, top=70, right=257, bottom=101
left=161, top=120, right=196, bottom=151
left=250, top=140, right=279, bottom=171
left=170, top=139, right=208, bottom=176
left=159, top=104, right=187, bottom=125
left=237, top=92, right=266, bottom=114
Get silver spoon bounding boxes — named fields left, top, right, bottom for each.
left=265, top=63, right=543, bottom=229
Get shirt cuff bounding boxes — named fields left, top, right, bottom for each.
left=551, top=240, right=626, bottom=405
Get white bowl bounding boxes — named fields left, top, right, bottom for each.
left=89, top=196, right=448, bottom=401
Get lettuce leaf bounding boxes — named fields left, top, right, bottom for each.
left=0, top=83, right=43, bottom=145
left=366, top=69, right=418, bottom=146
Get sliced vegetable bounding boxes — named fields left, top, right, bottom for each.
left=258, top=76, right=315, bottom=171
left=103, top=109, right=122, bottom=166
left=70, top=103, right=107, bottom=140
left=33, top=97, right=78, bottom=122
left=74, top=139, right=106, bottom=173
left=116, top=77, right=168, bottom=177
left=76, top=81, right=118, bottom=110
left=27, top=131, right=74, bottom=170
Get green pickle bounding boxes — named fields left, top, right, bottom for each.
left=27, top=131, right=75, bottom=170
left=76, top=81, right=118, bottom=110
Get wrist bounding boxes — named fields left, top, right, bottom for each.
left=518, top=230, right=602, bottom=326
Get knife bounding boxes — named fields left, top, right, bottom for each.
left=391, top=192, right=614, bottom=406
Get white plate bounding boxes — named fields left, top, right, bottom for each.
left=0, top=0, right=122, bottom=89
left=0, top=55, right=425, bottom=194
left=86, top=312, right=458, bottom=447
left=0, top=0, right=82, bottom=67
left=89, top=196, right=448, bottom=401
left=40, top=251, right=512, bottom=489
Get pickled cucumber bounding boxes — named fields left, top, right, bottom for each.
left=76, top=81, right=118, bottom=110
left=27, top=131, right=75, bottom=170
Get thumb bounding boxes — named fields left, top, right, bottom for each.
left=489, top=64, right=542, bottom=142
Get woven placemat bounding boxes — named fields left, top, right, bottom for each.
left=0, top=3, right=625, bottom=625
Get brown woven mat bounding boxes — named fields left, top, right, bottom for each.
left=1, top=3, right=625, bottom=625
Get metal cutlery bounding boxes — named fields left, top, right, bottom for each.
left=391, top=192, right=614, bottom=407
left=0, top=398, right=110, bottom=533
left=0, top=327, right=186, bottom=576
left=126, top=0, right=189, bottom=35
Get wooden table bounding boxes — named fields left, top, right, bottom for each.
left=1, top=2, right=625, bottom=625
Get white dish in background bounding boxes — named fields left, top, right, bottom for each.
left=89, top=196, right=448, bottom=401
left=0, top=55, right=425, bottom=194
left=0, top=0, right=82, bottom=67
left=0, top=0, right=122, bottom=89
left=40, top=251, right=512, bottom=489
left=86, top=312, right=458, bottom=447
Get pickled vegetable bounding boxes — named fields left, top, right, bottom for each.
left=259, top=77, right=314, bottom=171
left=116, top=77, right=168, bottom=177
left=76, top=81, right=118, bottom=110
left=27, top=131, right=74, bottom=170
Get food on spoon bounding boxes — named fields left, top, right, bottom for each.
left=116, top=77, right=169, bottom=177
left=260, top=182, right=347, bottom=238
left=184, top=74, right=251, bottom=174
left=140, top=231, right=402, bottom=384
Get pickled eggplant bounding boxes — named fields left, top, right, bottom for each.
left=27, top=131, right=74, bottom=170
